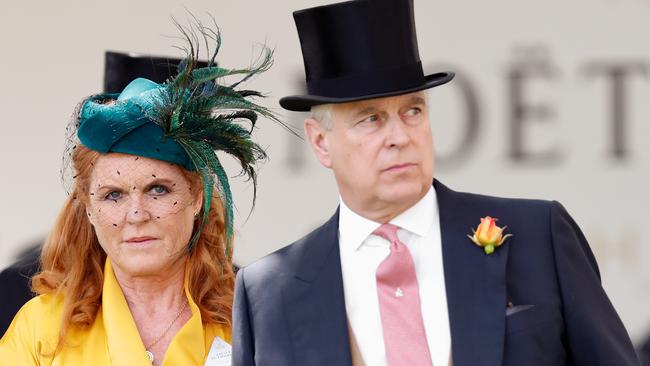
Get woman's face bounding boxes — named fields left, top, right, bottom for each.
left=86, top=153, right=202, bottom=277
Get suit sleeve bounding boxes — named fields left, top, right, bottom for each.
left=550, top=201, right=640, bottom=365
left=232, top=268, right=256, bottom=366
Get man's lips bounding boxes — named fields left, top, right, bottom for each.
left=382, top=163, right=417, bottom=172
left=125, top=236, right=156, bottom=243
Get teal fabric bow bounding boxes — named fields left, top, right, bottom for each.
left=78, top=78, right=194, bottom=170
left=71, top=24, right=290, bottom=255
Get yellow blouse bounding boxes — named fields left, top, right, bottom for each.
left=0, top=259, right=231, bottom=366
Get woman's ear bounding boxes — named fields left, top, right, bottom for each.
left=304, top=117, right=332, bottom=168
left=85, top=206, right=96, bottom=227
left=193, top=191, right=204, bottom=217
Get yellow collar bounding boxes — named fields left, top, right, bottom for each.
left=102, top=258, right=206, bottom=366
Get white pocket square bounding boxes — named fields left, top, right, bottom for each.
left=505, top=304, right=535, bottom=316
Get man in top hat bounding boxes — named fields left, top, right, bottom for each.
left=232, top=0, right=639, bottom=365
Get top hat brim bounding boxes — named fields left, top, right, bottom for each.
left=279, top=71, right=454, bottom=112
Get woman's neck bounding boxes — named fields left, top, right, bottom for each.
left=110, top=257, right=192, bottom=366
left=112, top=257, right=187, bottom=315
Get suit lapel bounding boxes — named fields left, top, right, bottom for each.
left=435, top=180, right=509, bottom=366
left=280, top=181, right=509, bottom=366
left=283, top=210, right=353, bottom=365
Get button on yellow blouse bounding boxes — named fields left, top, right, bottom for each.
left=0, top=259, right=231, bottom=365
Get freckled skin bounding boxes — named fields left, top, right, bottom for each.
left=86, top=153, right=202, bottom=278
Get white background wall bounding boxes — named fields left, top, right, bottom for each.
left=1, top=0, right=648, bottom=343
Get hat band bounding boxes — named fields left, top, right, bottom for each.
left=306, top=61, right=425, bottom=98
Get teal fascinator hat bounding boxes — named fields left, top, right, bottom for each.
left=78, top=78, right=194, bottom=170
left=67, top=23, right=289, bottom=253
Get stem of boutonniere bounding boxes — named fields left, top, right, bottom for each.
left=485, top=245, right=495, bottom=255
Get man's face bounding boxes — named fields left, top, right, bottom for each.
left=304, top=91, right=435, bottom=221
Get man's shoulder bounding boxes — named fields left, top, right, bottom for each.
left=0, top=245, right=41, bottom=283
left=437, top=181, right=570, bottom=236
left=441, top=182, right=558, bottom=217
left=239, top=213, right=337, bottom=287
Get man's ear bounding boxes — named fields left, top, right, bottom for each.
left=304, top=118, right=332, bottom=168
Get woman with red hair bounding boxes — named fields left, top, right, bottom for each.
left=0, top=22, right=279, bottom=366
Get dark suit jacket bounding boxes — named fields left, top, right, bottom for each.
left=233, top=181, right=639, bottom=365
left=640, top=335, right=650, bottom=366
left=0, top=244, right=41, bottom=338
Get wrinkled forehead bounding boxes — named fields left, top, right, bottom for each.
left=333, top=90, right=428, bottom=119
left=90, top=152, right=190, bottom=187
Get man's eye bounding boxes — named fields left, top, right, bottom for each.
left=105, top=191, right=122, bottom=201
left=150, top=185, right=169, bottom=195
left=405, top=107, right=422, bottom=116
left=359, top=114, right=379, bottom=124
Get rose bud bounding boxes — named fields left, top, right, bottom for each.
left=467, top=216, right=513, bottom=254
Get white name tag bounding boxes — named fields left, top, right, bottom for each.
left=204, top=336, right=232, bottom=366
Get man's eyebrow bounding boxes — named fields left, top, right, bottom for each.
left=348, top=96, right=426, bottom=120
left=352, top=106, right=379, bottom=119
left=405, top=96, right=427, bottom=106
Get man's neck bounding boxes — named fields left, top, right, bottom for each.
left=341, top=192, right=427, bottom=224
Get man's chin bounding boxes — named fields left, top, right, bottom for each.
left=379, top=182, right=429, bottom=207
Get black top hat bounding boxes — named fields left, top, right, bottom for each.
left=279, top=0, right=454, bottom=111
left=103, top=51, right=208, bottom=93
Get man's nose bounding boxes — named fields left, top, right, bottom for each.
left=384, top=115, right=410, bottom=148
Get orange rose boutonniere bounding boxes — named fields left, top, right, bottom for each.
left=467, top=216, right=513, bottom=255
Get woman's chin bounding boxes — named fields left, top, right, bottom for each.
left=112, top=252, right=181, bottom=278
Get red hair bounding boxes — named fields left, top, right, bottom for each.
left=32, top=145, right=234, bottom=349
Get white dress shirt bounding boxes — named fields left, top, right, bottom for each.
left=338, top=187, right=451, bottom=366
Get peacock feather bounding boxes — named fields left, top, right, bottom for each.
left=145, top=16, right=294, bottom=255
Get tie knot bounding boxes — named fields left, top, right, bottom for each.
left=372, top=223, right=400, bottom=243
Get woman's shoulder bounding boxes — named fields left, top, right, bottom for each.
left=19, top=292, right=66, bottom=319
left=9, top=292, right=65, bottom=338
left=0, top=292, right=65, bottom=362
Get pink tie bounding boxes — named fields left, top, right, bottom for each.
left=374, top=223, right=433, bottom=366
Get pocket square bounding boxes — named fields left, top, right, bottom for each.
left=505, top=304, right=535, bottom=316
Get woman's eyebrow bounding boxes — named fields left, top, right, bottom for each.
left=93, top=184, right=123, bottom=194
left=94, top=178, right=177, bottom=191
left=142, top=178, right=177, bottom=189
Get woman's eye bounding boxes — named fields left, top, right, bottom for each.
left=105, top=191, right=122, bottom=201
left=150, top=185, right=169, bottom=195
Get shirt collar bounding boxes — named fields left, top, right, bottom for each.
left=392, top=186, right=437, bottom=237
left=338, top=186, right=437, bottom=253
left=102, top=258, right=206, bottom=366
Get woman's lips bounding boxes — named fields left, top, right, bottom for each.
left=125, top=236, right=156, bottom=243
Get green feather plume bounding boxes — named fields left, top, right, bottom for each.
left=146, top=16, right=295, bottom=255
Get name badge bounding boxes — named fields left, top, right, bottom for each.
left=204, top=336, right=232, bottom=366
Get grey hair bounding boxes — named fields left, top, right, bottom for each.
left=309, top=90, right=432, bottom=130
left=310, top=103, right=333, bottom=130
